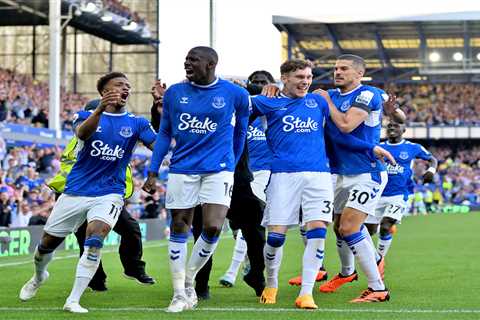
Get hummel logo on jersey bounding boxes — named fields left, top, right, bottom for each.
left=90, top=140, right=125, bottom=161
left=180, top=97, right=189, bottom=104
left=96, top=126, right=102, bottom=133
left=370, top=187, right=380, bottom=199
left=178, top=112, right=217, bottom=134
left=282, top=115, right=319, bottom=133
left=247, top=125, right=266, bottom=141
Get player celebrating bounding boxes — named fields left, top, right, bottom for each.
left=252, top=59, right=393, bottom=309
left=19, top=72, right=157, bottom=313
left=142, top=46, right=250, bottom=313
left=369, top=120, right=437, bottom=258
left=315, top=54, right=390, bottom=302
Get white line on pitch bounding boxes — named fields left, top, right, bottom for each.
left=0, top=307, right=479, bottom=314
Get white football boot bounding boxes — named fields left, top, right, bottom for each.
left=19, top=271, right=49, bottom=301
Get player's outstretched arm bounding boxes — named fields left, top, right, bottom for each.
left=314, top=88, right=368, bottom=133
left=76, top=91, right=119, bottom=140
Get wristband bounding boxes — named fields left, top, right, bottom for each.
left=427, top=167, right=436, bottom=175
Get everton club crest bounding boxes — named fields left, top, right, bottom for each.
left=212, top=96, right=226, bottom=109
left=119, top=126, right=133, bottom=138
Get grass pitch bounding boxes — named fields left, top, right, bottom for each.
left=0, top=212, right=479, bottom=320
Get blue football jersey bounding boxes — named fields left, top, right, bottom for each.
left=381, top=140, right=432, bottom=199
left=251, top=93, right=330, bottom=173
left=65, top=111, right=156, bottom=197
left=327, top=85, right=385, bottom=175
left=247, top=117, right=272, bottom=171
left=149, top=78, right=250, bottom=174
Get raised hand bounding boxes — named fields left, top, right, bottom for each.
left=151, top=79, right=167, bottom=104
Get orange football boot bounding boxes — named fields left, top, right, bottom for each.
left=288, top=269, right=328, bottom=286
left=350, top=288, right=390, bottom=303
left=319, top=272, right=358, bottom=293
left=295, top=294, right=318, bottom=309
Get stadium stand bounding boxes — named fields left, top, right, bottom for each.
left=385, top=83, right=480, bottom=126
left=0, top=67, right=88, bottom=129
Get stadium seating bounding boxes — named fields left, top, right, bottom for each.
left=385, top=83, right=480, bottom=126
left=0, top=68, right=88, bottom=130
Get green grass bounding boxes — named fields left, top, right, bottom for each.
left=1, top=212, right=479, bottom=320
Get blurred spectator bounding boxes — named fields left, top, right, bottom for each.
left=411, top=145, right=480, bottom=208
left=385, top=83, right=480, bottom=125
left=0, top=67, right=88, bottom=129
left=0, top=188, right=13, bottom=227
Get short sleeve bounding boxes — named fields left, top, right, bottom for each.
left=415, top=143, right=432, bottom=160
left=137, top=117, right=157, bottom=146
left=72, top=110, right=92, bottom=132
left=351, top=89, right=379, bottom=113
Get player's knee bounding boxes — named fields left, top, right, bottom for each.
left=266, top=232, right=286, bottom=248
left=202, top=225, right=221, bottom=238
left=39, top=233, right=62, bottom=253
left=338, top=224, right=350, bottom=237
left=87, top=221, right=111, bottom=238
left=171, top=220, right=188, bottom=233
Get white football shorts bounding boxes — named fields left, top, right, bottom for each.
left=334, top=171, right=388, bottom=217
left=165, top=171, right=234, bottom=209
left=250, top=170, right=271, bottom=203
left=44, top=193, right=124, bottom=238
left=365, top=194, right=408, bottom=224
left=262, top=172, right=333, bottom=227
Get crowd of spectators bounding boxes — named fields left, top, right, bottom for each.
left=412, top=145, right=480, bottom=210
left=2, top=67, right=480, bottom=130
left=0, top=68, right=88, bottom=130
left=385, top=83, right=480, bottom=126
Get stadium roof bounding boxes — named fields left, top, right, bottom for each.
left=0, top=0, right=156, bottom=45
left=273, top=12, right=480, bottom=83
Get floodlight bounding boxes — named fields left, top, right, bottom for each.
left=429, top=52, right=441, bottom=62
left=452, top=52, right=463, bottom=62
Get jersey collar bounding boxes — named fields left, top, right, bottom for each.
left=190, top=77, right=219, bottom=88
left=103, top=111, right=127, bottom=116
left=386, top=139, right=405, bottom=145
left=339, top=84, right=363, bottom=96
